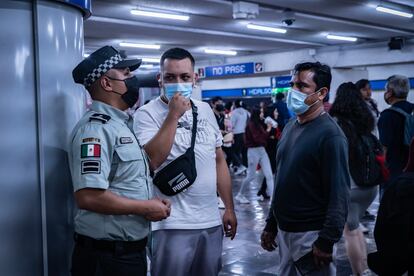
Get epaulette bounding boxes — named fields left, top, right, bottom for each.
left=89, top=113, right=111, bottom=124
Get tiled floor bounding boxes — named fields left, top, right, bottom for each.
left=220, top=172, right=379, bottom=276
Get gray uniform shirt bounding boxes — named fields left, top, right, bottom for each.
left=68, top=101, right=151, bottom=241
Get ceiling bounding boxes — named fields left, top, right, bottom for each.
left=84, top=0, right=414, bottom=69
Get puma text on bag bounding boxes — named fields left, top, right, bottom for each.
left=152, top=101, right=198, bottom=196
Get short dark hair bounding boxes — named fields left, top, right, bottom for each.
left=160, top=47, right=195, bottom=69
left=293, top=62, right=332, bottom=90
left=235, top=99, right=242, bottom=108
left=276, top=93, right=285, bottom=100
left=355, top=79, right=370, bottom=91
left=211, top=96, right=223, bottom=104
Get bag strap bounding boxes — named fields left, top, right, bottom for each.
left=389, top=106, right=411, bottom=117
left=189, top=100, right=198, bottom=151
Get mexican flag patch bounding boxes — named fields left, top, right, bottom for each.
left=81, top=144, right=101, bottom=158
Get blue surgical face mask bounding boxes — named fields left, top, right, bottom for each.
left=287, top=88, right=321, bottom=115
left=163, top=82, right=193, bottom=100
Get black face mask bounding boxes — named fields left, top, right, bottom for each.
left=107, top=76, right=140, bottom=108
left=215, top=104, right=224, bottom=112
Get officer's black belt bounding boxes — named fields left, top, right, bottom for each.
left=74, top=233, right=147, bottom=252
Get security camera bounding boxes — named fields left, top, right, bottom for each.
left=282, top=8, right=295, bottom=26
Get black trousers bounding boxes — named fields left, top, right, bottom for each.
left=71, top=234, right=147, bottom=276
left=233, top=133, right=247, bottom=167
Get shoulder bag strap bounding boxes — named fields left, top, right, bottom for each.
left=189, top=100, right=198, bottom=151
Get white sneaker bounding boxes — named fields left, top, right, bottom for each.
left=218, top=197, right=225, bottom=209
left=234, top=165, right=247, bottom=175
left=235, top=194, right=250, bottom=204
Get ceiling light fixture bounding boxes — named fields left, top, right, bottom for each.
left=204, top=49, right=237, bottom=56
left=376, top=5, right=413, bottom=18
left=141, top=57, right=160, bottom=63
left=131, top=9, right=190, bottom=21
left=119, top=42, right=161, bottom=49
left=326, top=34, right=358, bottom=42
left=247, top=24, right=287, bottom=34
left=139, top=64, right=155, bottom=69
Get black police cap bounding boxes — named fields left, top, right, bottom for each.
left=72, top=45, right=142, bottom=87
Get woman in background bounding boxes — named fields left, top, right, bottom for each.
left=330, top=82, right=378, bottom=276
left=235, top=108, right=273, bottom=204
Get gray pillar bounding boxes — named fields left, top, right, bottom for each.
left=0, top=1, right=90, bottom=275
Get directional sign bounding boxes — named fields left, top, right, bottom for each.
left=270, top=76, right=291, bottom=88
left=254, top=62, right=263, bottom=73
left=205, top=62, right=255, bottom=77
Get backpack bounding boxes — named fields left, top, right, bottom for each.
left=389, top=106, right=414, bottom=146
left=350, top=132, right=385, bottom=187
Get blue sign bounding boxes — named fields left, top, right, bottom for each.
left=270, top=76, right=291, bottom=88
left=202, top=89, right=243, bottom=98
left=246, top=87, right=272, bottom=96
left=205, top=63, right=255, bottom=77
left=202, top=87, right=272, bottom=99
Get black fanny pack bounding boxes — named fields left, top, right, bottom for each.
left=152, top=101, right=198, bottom=196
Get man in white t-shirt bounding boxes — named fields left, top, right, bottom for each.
left=230, top=99, right=249, bottom=174
left=134, top=48, right=237, bottom=276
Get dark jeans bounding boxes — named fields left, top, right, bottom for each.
left=222, top=146, right=235, bottom=167
left=233, top=133, right=247, bottom=167
left=71, top=234, right=147, bottom=276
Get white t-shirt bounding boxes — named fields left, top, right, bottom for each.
left=231, top=107, right=250, bottom=134
left=134, top=97, right=223, bottom=231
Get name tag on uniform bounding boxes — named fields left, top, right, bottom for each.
left=120, top=137, right=133, bottom=144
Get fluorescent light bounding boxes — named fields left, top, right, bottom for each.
left=376, top=5, right=413, bottom=18
left=204, top=49, right=237, bottom=56
left=119, top=42, right=160, bottom=49
left=83, top=54, right=90, bottom=58
left=247, top=24, right=287, bottom=34
left=140, top=64, right=155, bottom=69
left=131, top=9, right=190, bottom=21
left=142, top=57, right=160, bottom=63
left=326, top=34, right=358, bottom=42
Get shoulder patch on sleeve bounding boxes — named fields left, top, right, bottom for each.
left=81, top=144, right=101, bottom=158
left=81, top=160, right=101, bottom=174
left=89, top=113, right=111, bottom=124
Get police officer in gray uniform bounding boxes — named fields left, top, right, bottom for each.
left=69, top=46, right=171, bottom=276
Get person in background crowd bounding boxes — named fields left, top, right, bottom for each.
left=222, top=101, right=236, bottom=168
left=356, top=79, right=379, bottom=222
left=330, top=82, right=378, bottom=276
left=261, top=62, right=350, bottom=276
left=69, top=46, right=171, bottom=276
left=235, top=108, right=274, bottom=204
left=378, top=75, right=414, bottom=189
left=134, top=47, right=237, bottom=276
left=356, top=79, right=380, bottom=137
left=322, top=93, right=332, bottom=112
left=257, top=106, right=281, bottom=200
left=368, top=138, right=414, bottom=275
left=211, top=96, right=225, bottom=133
left=231, top=99, right=250, bottom=174
left=211, top=96, right=229, bottom=209
left=273, top=92, right=292, bottom=130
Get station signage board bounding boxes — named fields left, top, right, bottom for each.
left=204, top=62, right=263, bottom=78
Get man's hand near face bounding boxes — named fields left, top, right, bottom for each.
left=168, top=92, right=191, bottom=120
